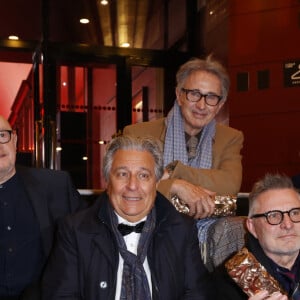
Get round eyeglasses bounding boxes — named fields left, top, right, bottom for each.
left=181, top=88, right=223, bottom=106
left=250, top=207, right=300, bottom=225
left=0, top=130, right=14, bottom=144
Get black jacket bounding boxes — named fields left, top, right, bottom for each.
left=16, top=166, right=81, bottom=300
left=42, top=191, right=214, bottom=300
left=17, top=166, right=81, bottom=258
left=213, top=233, right=300, bottom=299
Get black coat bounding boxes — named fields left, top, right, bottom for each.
left=16, top=166, right=81, bottom=299
left=213, top=233, right=300, bottom=299
left=42, top=191, right=214, bottom=300
left=17, top=166, right=81, bottom=258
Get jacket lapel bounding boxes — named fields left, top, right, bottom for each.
left=81, top=194, right=118, bottom=268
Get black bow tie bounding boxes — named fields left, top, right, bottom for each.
left=117, top=221, right=145, bottom=236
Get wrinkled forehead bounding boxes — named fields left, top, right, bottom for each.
left=0, top=116, right=12, bottom=130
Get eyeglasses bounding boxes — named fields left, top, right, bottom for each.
left=0, top=130, right=14, bottom=144
left=181, top=88, right=223, bottom=106
left=251, top=207, right=300, bottom=225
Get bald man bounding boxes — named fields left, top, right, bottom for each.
left=0, top=115, right=82, bottom=299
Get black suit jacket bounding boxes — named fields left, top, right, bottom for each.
left=42, top=191, right=214, bottom=300
left=15, top=166, right=82, bottom=300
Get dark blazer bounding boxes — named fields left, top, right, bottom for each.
left=15, top=166, right=82, bottom=299
left=17, top=166, right=81, bottom=258
left=42, top=191, right=214, bottom=300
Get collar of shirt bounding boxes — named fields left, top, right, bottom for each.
left=116, top=213, right=147, bottom=253
left=116, top=213, right=147, bottom=226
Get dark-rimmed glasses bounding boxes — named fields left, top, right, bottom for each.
left=181, top=88, right=223, bottom=106
left=0, top=130, right=14, bottom=144
left=251, top=207, right=300, bottom=225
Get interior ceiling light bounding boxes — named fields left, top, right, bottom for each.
left=8, top=35, right=19, bottom=40
left=100, top=0, right=108, bottom=5
left=120, top=42, right=130, bottom=48
left=135, top=100, right=142, bottom=109
left=80, top=18, right=90, bottom=24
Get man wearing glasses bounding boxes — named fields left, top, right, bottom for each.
left=0, top=115, right=81, bottom=299
left=123, top=55, right=244, bottom=220
left=214, top=173, right=300, bottom=300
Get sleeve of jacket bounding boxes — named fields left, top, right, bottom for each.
left=212, top=264, right=248, bottom=300
left=183, top=223, right=216, bottom=299
left=42, top=217, right=81, bottom=300
left=61, top=171, right=83, bottom=212
left=48, top=170, right=83, bottom=216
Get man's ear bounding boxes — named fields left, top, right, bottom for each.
left=175, top=88, right=185, bottom=107
left=13, top=132, right=18, bottom=149
left=175, top=87, right=180, bottom=100
left=246, top=218, right=258, bottom=238
left=215, top=100, right=225, bottom=115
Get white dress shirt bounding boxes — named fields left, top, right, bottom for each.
left=115, top=214, right=152, bottom=300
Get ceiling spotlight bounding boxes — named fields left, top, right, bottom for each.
left=80, top=18, right=90, bottom=24
left=120, top=42, right=130, bottom=48
left=100, top=0, right=108, bottom=5
left=8, top=35, right=19, bottom=40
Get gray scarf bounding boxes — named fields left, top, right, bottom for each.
left=108, top=204, right=156, bottom=300
left=163, top=100, right=216, bottom=168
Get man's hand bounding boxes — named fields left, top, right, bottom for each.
left=249, top=291, right=288, bottom=300
left=171, top=179, right=215, bottom=219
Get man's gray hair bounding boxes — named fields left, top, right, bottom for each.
left=248, top=173, right=299, bottom=215
left=102, top=135, right=164, bottom=181
left=176, top=55, right=230, bottom=101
